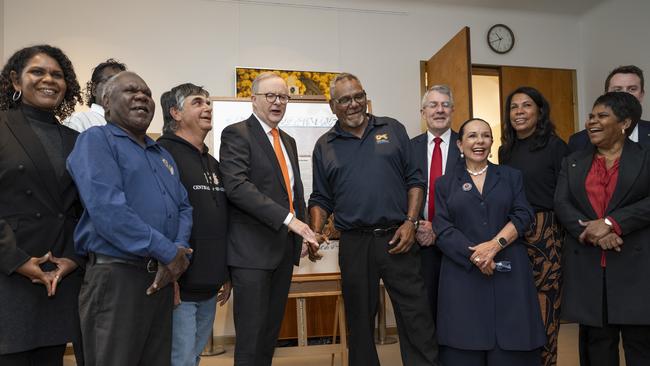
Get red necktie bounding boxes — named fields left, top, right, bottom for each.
left=271, top=128, right=294, bottom=213
left=428, top=137, right=442, bottom=221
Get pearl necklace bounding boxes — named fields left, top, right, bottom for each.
left=466, top=165, right=488, bottom=176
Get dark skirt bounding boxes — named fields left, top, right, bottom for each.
left=524, top=211, right=563, bottom=366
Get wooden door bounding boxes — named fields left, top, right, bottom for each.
left=421, top=27, right=473, bottom=132
left=499, top=66, right=578, bottom=142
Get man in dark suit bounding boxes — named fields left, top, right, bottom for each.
left=568, top=65, right=650, bottom=152
left=410, top=85, right=461, bottom=320
left=219, top=72, right=319, bottom=366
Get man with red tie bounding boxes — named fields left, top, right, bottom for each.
left=410, top=85, right=461, bottom=321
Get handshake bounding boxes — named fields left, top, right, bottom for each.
left=578, top=218, right=623, bottom=252
left=288, top=217, right=323, bottom=262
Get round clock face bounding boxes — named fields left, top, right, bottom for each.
left=487, top=24, right=515, bottom=54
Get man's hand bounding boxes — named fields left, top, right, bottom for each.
left=166, top=246, right=193, bottom=280
left=388, top=221, right=416, bottom=254
left=596, top=232, right=623, bottom=252
left=218, top=281, right=232, bottom=306
left=415, top=220, right=436, bottom=247
left=146, top=246, right=193, bottom=296
left=288, top=217, right=319, bottom=251
left=147, top=264, right=174, bottom=295
left=15, top=252, right=54, bottom=296
left=578, top=219, right=611, bottom=244
left=173, top=281, right=181, bottom=306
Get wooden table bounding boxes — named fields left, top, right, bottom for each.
left=274, top=274, right=348, bottom=366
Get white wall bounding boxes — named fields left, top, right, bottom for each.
left=2, top=0, right=582, bottom=138
left=0, top=0, right=4, bottom=63
left=579, top=0, right=650, bottom=124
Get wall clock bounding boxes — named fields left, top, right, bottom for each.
left=487, top=24, right=515, bottom=54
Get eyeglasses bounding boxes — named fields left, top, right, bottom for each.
left=423, top=101, right=452, bottom=109
left=334, top=91, right=367, bottom=106
left=255, top=93, right=290, bottom=104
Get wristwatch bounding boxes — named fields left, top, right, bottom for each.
left=604, top=217, right=613, bottom=228
left=406, top=216, right=419, bottom=229
left=496, top=237, right=508, bottom=249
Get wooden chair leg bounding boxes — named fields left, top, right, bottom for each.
left=338, top=295, right=348, bottom=366
left=296, top=297, right=308, bottom=347
left=331, top=296, right=341, bottom=366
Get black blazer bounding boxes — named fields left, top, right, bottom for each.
left=410, top=129, right=460, bottom=216
left=0, top=109, right=83, bottom=354
left=555, top=139, right=650, bottom=326
left=219, top=115, right=306, bottom=269
left=568, top=119, right=650, bottom=153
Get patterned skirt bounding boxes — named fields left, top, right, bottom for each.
left=524, top=211, right=563, bottom=366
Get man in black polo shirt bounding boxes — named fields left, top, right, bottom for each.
left=308, top=73, right=440, bottom=366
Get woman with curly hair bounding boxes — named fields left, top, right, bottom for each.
left=0, top=44, right=84, bottom=365
left=498, top=86, right=569, bottom=366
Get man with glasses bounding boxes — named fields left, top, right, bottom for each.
left=308, top=73, right=440, bottom=365
left=410, top=85, right=460, bottom=322
left=219, top=72, right=319, bottom=366
left=63, top=58, right=127, bottom=132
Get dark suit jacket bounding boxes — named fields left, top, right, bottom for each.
left=0, top=109, right=83, bottom=354
left=219, top=114, right=306, bottom=270
left=433, top=162, right=545, bottom=350
left=568, top=119, right=650, bottom=153
left=555, top=139, right=650, bottom=326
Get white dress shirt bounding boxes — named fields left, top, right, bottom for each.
left=423, top=128, right=452, bottom=220
left=253, top=113, right=295, bottom=225
left=630, top=124, right=639, bottom=143
left=63, top=103, right=107, bottom=132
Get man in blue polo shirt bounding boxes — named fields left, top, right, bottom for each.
left=308, top=73, right=439, bottom=366
left=67, top=71, right=193, bottom=366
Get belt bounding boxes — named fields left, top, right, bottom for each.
left=347, top=225, right=400, bottom=237
left=89, top=253, right=158, bottom=273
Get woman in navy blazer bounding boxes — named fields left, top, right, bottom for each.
left=434, top=118, right=545, bottom=366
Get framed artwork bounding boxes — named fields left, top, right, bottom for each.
left=236, top=67, right=339, bottom=99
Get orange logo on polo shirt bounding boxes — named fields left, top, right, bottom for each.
left=375, top=133, right=390, bottom=144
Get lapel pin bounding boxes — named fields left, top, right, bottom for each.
left=462, top=182, right=472, bottom=192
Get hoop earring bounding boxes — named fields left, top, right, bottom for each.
left=460, top=152, right=464, bottom=159
left=12, top=90, right=22, bottom=102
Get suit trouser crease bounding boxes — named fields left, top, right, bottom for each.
left=230, top=242, right=294, bottom=366
left=79, top=261, right=173, bottom=366
left=339, top=231, right=439, bottom=366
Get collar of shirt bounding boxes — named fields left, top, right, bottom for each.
left=106, top=122, right=159, bottom=150
left=630, top=124, right=639, bottom=143
left=427, top=128, right=451, bottom=147
left=326, top=114, right=384, bottom=142
left=90, top=103, right=105, bottom=117
left=252, top=112, right=279, bottom=134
